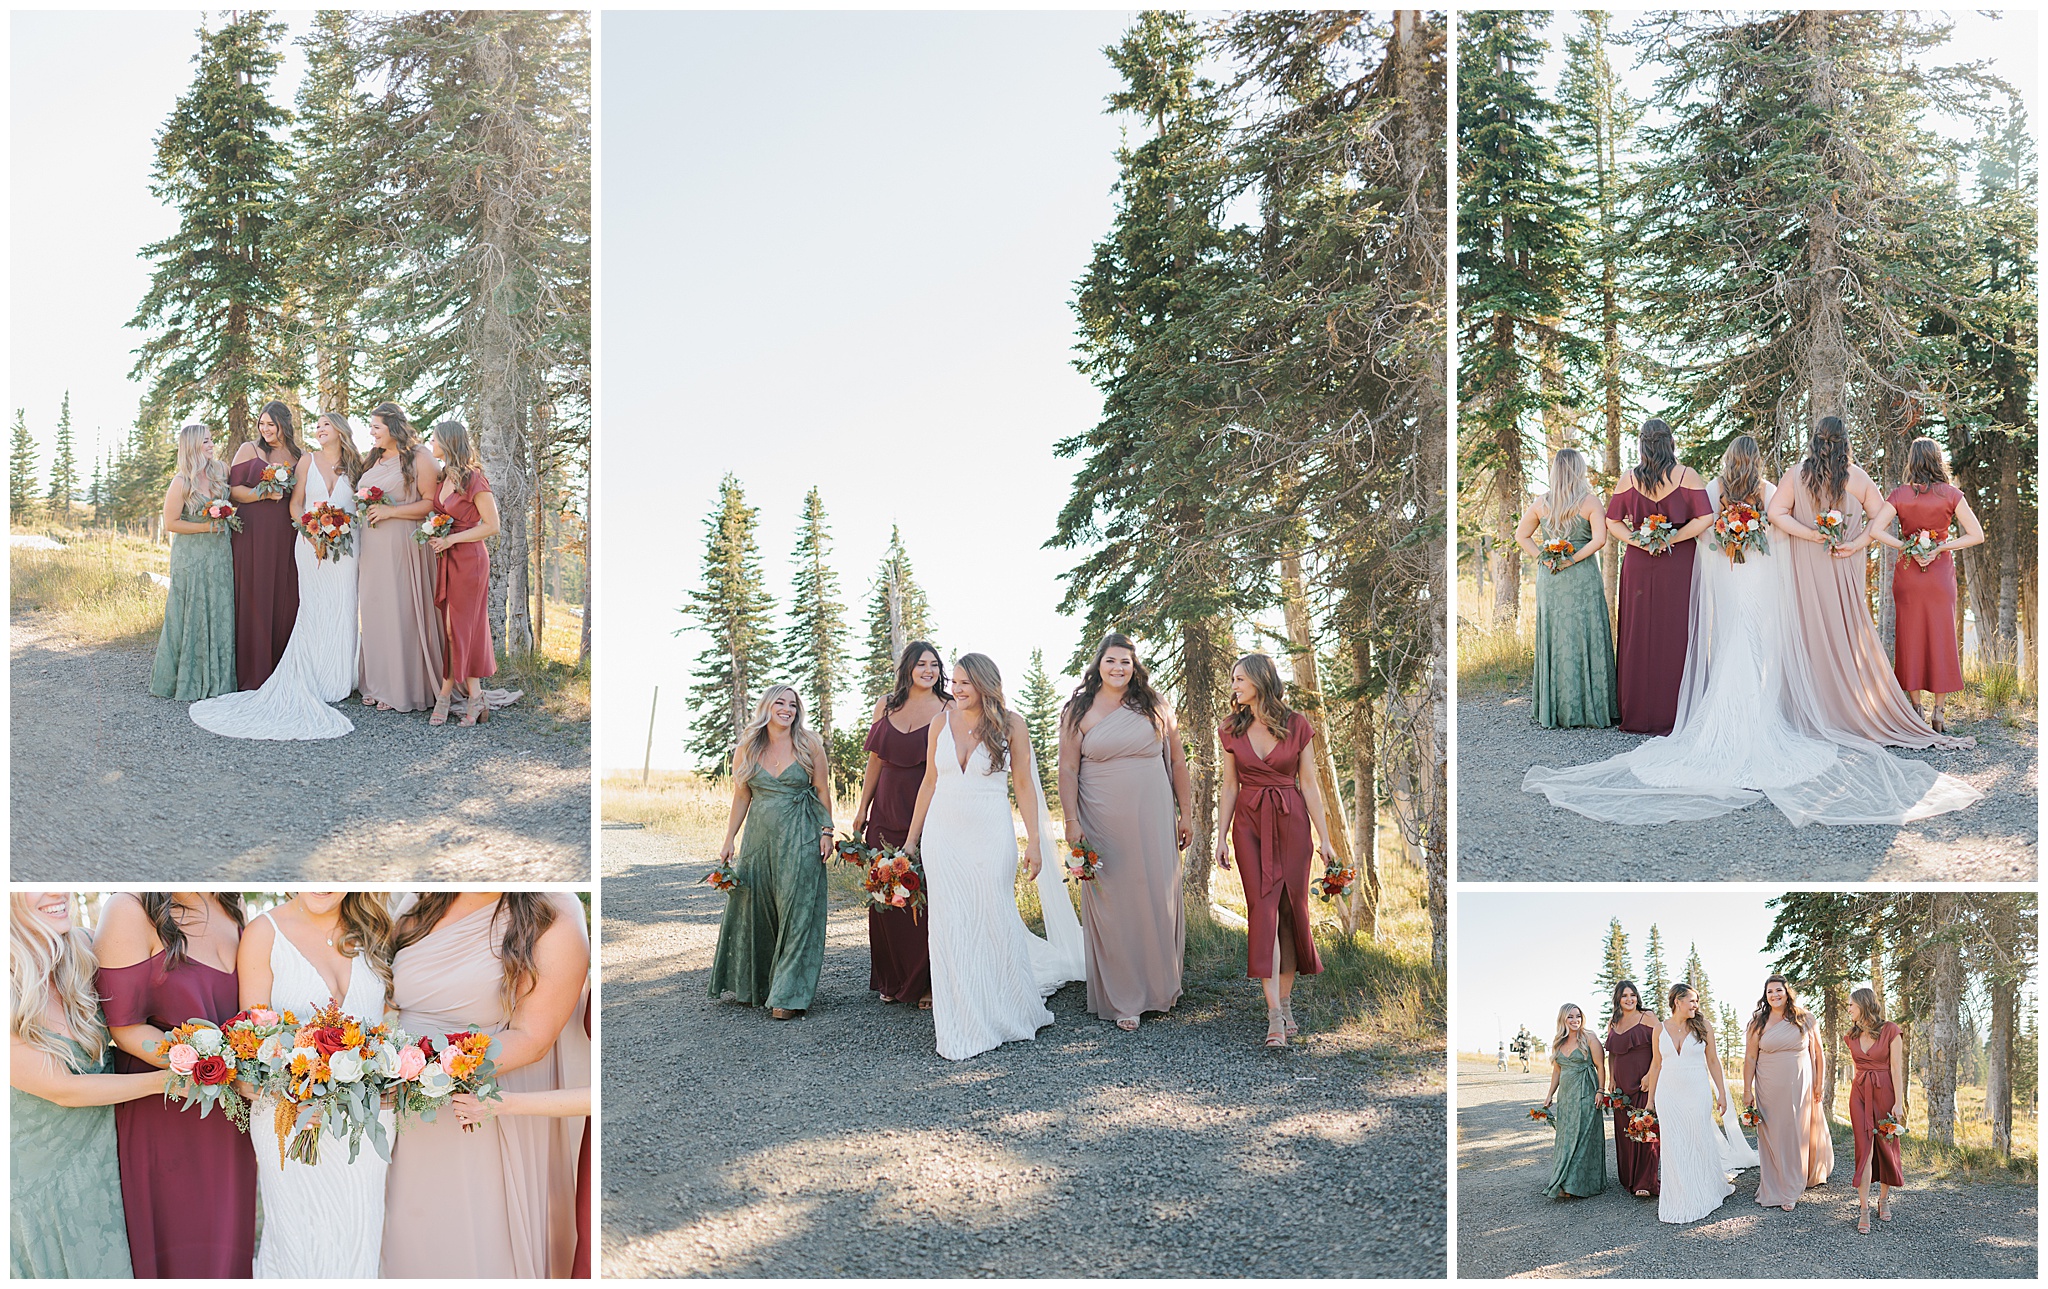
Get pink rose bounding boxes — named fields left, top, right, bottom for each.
left=248, top=1008, right=279, bottom=1028
left=439, top=1046, right=464, bottom=1076
left=396, top=1045, right=428, bottom=1081
left=166, top=1043, right=199, bottom=1077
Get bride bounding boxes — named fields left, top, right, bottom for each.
left=1525, top=434, right=1981, bottom=826
left=903, top=653, right=1083, bottom=1061
left=1643, top=983, right=1754, bottom=1225
left=190, top=412, right=363, bottom=740
left=235, top=893, right=395, bottom=1277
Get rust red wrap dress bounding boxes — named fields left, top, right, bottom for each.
left=1846, top=1022, right=1906, bottom=1189
left=433, top=467, right=497, bottom=682
left=1220, top=713, right=1322, bottom=979
left=863, top=713, right=933, bottom=1002
left=1887, top=482, right=1965, bottom=696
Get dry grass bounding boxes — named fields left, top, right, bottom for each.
left=10, top=527, right=171, bottom=645
left=1878, top=1082, right=2039, bottom=1184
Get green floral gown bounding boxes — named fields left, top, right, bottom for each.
left=1545, top=1041, right=1609, bottom=1199
left=149, top=498, right=237, bottom=700
left=1532, top=513, right=1619, bottom=729
left=10, top=1038, right=133, bottom=1278
left=707, top=761, right=833, bottom=1011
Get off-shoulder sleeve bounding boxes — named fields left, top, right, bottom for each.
left=96, top=960, right=157, bottom=1028
left=1605, top=491, right=1630, bottom=523
left=862, top=717, right=887, bottom=756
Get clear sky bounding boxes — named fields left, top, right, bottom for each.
left=10, top=11, right=325, bottom=477
left=1457, top=888, right=1789, bottom=1056
left=600, top=10, right=1141, bottom=771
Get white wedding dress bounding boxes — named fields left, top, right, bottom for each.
left=922, top=719, right=1085, bottom=1060
left=1525, top=480, right=1981, bottom=826
left=249, top=911, right=393, bottom=1278
left=1653, top=1024, right=1754, bottom=1225
left=190, top=461, right=360, bottom=740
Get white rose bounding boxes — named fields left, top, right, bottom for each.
left=372, top=1042, right=402, bottom=1079
left=328, top=1049, right=365, bottom=1084
left=415, top=1063, right=455, bottom=1099
left=257, top=1034, right=288, bottom=1064
left=191, top=1027, right=223, bottom=1055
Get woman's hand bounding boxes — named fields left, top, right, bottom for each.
left=366, top=503, right=394, bottom=527
left=1021, top=839, right=1042, bottom=880
left=451, top=1092, right=496, bottom=1127
left=717, top=836, right=736, bottom=863
left=1214, top=835, right=1232, bottom=871
left=429, top=534, right=456, bottom=554
left=1176, top=812, right=1192, bottom=850
left=1317, top=840, right=1338, bottom=866
left=852, top=808, right=869, bottom=836
left=817, top=829, right=833, bottom=863
left=1063, top=818, right=1081, bottom=847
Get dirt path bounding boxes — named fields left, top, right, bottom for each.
left=600, top=830, right=1446, bottom=1278
left=1457, top=1061, right=2037, bottom=1278
left=1457, top=694, right=2037, bottom=881
left=10, top=614, right=589, bottom=881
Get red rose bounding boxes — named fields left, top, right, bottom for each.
left=193, top=1055, right=230, bottom=1086
left=226, top=1010, right=251, bottom=1027
left=901, top=873, right=921, bottom=893
left=311, top=1026, right=350, bottom=1056
left=417, top=1036, right=438, bottom=1056
left=444, top=1030, right=475, bottom=1047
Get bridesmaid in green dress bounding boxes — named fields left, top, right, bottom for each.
left=149, top=424, right=238, bottom=701
left=9, top=892, right=169, bottom=1278
left=1515, top=448, right=1618, bottom=728
left=707, top=685, right=836, bottom=1020
left=1542, top=1002, right=1609, bottom=1199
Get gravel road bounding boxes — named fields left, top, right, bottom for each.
left=10, top=614, right=590, bottom=881
left=600, top=829, right=1446, bottom=1278
left=1458, top=694, right=2036, bottom=881
left=1457, top=1060, right=2037, bottom=1278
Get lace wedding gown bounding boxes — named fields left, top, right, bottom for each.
left=1654, top=1024, right=1753, bottom=1225
left=922, top=720, right=1084, bottom=1060
left=248, top=912, right=392, bottom=1278
left=1525, top=480, right=1981, bottom=826
left=190, top=462, right=360, bottom=740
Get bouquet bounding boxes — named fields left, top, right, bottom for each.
left=269, top=1000, right=403, bottom=1165
left=832, top=834, right=872, bottom=865
left=1596, top=1089, right=1631, bottom=1111
left=1062, top=836, right=1103, bottom=882
left=863, top=845, right=928, bottom=921
left=1538, top=537, right=1577, bottom=574
left=416, top=512, right=455, bottom=547
left=1625, top=1108, right=1661, bottom=1143
left=158, top=1019, right=253, bottom=1128
left=1528, top=1106, right=1552, bottom=1124
left=701, top=858, right=741, bottom=892
left=1875, top=1110, right=1904, bottom=1139
left=203, top=500, right=242, bottom=534
left=1814, top=509, right=1848, bottom=551
left=355, top=484, right=386, bottom=513
left=394, top=1029, right=503, bottom=1132
left=254, top=462, right=293, bottom=500
left=1312, top=858, right=1357, bottom=902
left=1901, top=527, right=1948, bottom=563
left=1739, top=1104, right=1765, bottom=1128
left=1710, top=501, right=1770, bottom=565
left=1632, top=513, right=1675, bottom=555
left=294, top=502, right=359, bottom=563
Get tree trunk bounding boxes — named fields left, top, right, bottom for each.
left=1178, top=614, right=1229, bottom=917
left=1924, top=896, right=1963, bottom=1146
left=1987, top=898, right=2016, bottom=1154
left=1279, top=552, right=1356, bottom=883
left=1821, top=983, right=1842, bottom=1123
left=1349, top=631, right=1381, bottom=941
left=1995, top=432, right=2020, bottom=662
left=1795, top=13, right=1849, bottom=424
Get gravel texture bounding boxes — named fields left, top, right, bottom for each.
left=1457, top=1060, right=2038, bottom=1279
left=1457, top=693, right=2037, bottom=881
left=10, top=613, right=590, bottom=881
left=600, top=830, right=1446, bottom=1279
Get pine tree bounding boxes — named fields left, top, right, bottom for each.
left=1019, top=649, right=1061, bottom=810
left=9, top=409, right=38, bottom=521
left=779, top=487, right=847, bottom=744
left=1681, top=943, right=1714, bottom=1037
left=1766, top=891, right=1880, bottom=1122
left=858, top=527, right=935, bottom=710
left=1594, top=917, right=1634, bottom=1025
left=680, top=475, right=776, bottom=774
left=46, top=392, right=77, bottom=518
left=129, top=12, right=295, bottom=453
left=1641, top=924, right=1670, bottom=1018
left=88, top=452, right=105, bottom=523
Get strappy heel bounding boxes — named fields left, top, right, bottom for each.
left=430, top=693, right=453, bottom=726
left=1857, top=1200, right=1871, bottom=1234
left=1264, top=1007, right=1287, bottom=1047
left=461, top=693, right=488, bottom=726
left=1280, top=1000, right=1299, bottom=1037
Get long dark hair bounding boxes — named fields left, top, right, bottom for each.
left=256, top=400, right=305, bottom=464
left=395, top=894, right=560, bottom=1014
left=1609, top=979, right=1646, bottom=1027
left=1669, top=982, right=1711, bottom=1046
left=1634, top=419, right=1678, bottom=493
left=1226, top=652, right=1297, bottom=741
left=431, top=419, right=480, bottom=495
left=883, top=641, right=950, bottom=714
left=1904, top=436, right=1951, bottom=493
left=1061, top=631, right=1165, bottom=734
left=139, top=893, right=247, bottom=971
left=1801, top=415, right=1851, bottom=509
left=363, top=402, right=423, bottom=498
left=1747, top=973, right=1812, bottom=1037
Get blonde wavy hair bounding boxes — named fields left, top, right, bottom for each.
left=734, top=685, right=822, bottom=780
left=1545, top=449, right=1593, bottom=524
left=174, top=423, right=228, bottom=508
left=953, top=653, right=1013, bottom=773
left=1550, top=1002, right=1586, bottom=1065
left=11, top=893, right=109, bottom=1065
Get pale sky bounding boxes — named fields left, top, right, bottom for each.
left=600, top=10, right=1142, bottom=770
left=10, top=11, right=331, bottom=476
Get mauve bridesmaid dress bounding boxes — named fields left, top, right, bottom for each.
left=863, top=713, right=933, bottom=1003
left=356, top=452, right=445, bottom=711
left=1220, top=713, right=1322, bottom=980
left=98, top=951, right=257, bottom=1277
left=1846, top=1023, right=1906, bottom=1189
left=1887, top=482, right=1965, bottom=696
left=1606, top=482, right=1712, bottom=735
left=227, top=453, right=300, bottom=691
left=1752, top=1017, right=1833, bottom=1207
left=1606, top=1019, right=1659, bottom=1196
left=1074, top=706, right=1185, bottom=1020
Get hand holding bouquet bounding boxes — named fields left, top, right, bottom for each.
left=1738, top=1103, right=1765, bottom=1128
left=270, top=1001, right=403, bottom=1165
left=1596, top=1088, right=1629, bottom=1111
left=416, top=512, right=455, bottom=547
left=1538, top=537, right=1577, bottom=574
left=701, top=858, right=741, bottom=892
left=1528, top=1106, right=1552, bottom=1124
left=394, top=1029, right=503, bottom=1132
left=294, top=502, right=359, bottom=562
left=1901, top=527, right=1947, bottom=567
left=832, top=834, right=872, bottom=865
left=1312, top=857, right=1357, bottom=901
left=356, top=484, right=387, bottom=523
left=254, top=462, right=293, bottom=500
left=1875, top=1109, right=1904, bottom=1139
left=863, top=845, right=928, bottom=920
left=1633, top=513, right=1675, bottom=555
left=1814, top=509, right=1848, bottom=550
left=203, top=500, right=242, bottom=534
left=1062, top=836, right=1103, bottom=882
left=158, top=1019, right=253, bottom=1128
left=1711, top=502, right=1770, bottom=565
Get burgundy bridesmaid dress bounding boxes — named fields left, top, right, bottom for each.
left=864, top=713, right=934, bottom=1002
left=1606, top=482, right=1712, bottom=734
left=1887, top=482, right=1964, bottom=696
left=227, top=454, right=300, bottom=690
left=1220, top=713, right=1322, bottom=979
left=1606, top=1019, right=1660, bottom=1195
left=434, top=468, right=497, bottom=681
left=1846, top=1023, right=1906, bottom=1189
left=97, top=951, right=257, bottom=1277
